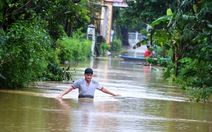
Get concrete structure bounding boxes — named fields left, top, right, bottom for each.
left=87, top=24, right=96, bottom=56
left=128, top=31, right=147, bottom=53
left=100, top=0, right=128, bottom=44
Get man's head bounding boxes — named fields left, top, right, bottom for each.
left=84, top=68, right=93, bottom=82
left=84, top=68, right=93, bottom=75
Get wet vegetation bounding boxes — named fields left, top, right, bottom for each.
left=0, top=0, right=91, bottom=88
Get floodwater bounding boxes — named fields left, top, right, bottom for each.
left=0, top=56, right=211, bottom=132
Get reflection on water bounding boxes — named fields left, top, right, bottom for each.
left=0, top=57, right=211, bottom=132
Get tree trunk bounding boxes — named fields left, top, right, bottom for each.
left=64, top=18, right=72, bottom=37
left=120, top=25, right=129, bottom=46
left=174, top=41, right=179, bottom=77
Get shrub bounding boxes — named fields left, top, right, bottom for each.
left=100, top=42, right=110, bottom=56
left=111, top=38, right=122, bottom=51
left=56, top=36, right=91, bottom=63
left=0, top=20, right=52, bottom=88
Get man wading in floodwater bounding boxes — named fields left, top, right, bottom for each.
left=57, top=68, right=120, bottom=99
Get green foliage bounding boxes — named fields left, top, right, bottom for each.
left=150, top=0, right=212, bottom=102
left=0, top=29, right=6, bottom=60
left=1, top=0, right=90, bottom=36
left=151, top=16, right=169, bottom=27
left=156, top=46, right=168, bottom=58
left=118, top=0, right=177, bottom=26
left=185, top=87, right=212, bottom=103
left=166, top=8, right=173, bottom=16
left=146, top=58, right=156, bottom=64
left=111, top=38, right=122, bottom=51
left=0, top=20, right=52, bottom=88
left=163, top=62, right=175, bottom=79
left=0, top=0, right=93, bottom=88
left=56, top=34, right=91, bottom=63
left=146, top=57, right=168, bottom=67
left=112, top=0, right=177, bottom=45
left=179, top=59, right=212, bottom=87
left=100, top=43, right=110, bottom=56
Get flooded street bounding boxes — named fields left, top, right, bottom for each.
left=0, top=57, right=212, bottom=132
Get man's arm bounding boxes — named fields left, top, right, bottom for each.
left=57, top=86, right=74, bottom=99
left=101, top=87, right=120, bottom=96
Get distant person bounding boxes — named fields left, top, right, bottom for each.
left=57, top=68, right=120, bottom=99
left=144, top=47, right=156, bottom=58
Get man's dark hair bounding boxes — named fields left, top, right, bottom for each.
left=84, top=68, right=93, bottom=74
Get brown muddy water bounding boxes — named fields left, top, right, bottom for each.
left=0, top=56, right=211, bottom=132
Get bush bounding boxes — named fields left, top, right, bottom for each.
left=0, top=20, right=52, bottom=88
left=56, top=35, right=91, bottom=63
left=156, top=46, right=168, bottom=58
left=146, top=57, right=168, bottom=67
left=111, top=38, right=122, bottom=51
left=185, top=86, right=212, bottom=103
left=177, top=58, right=212, bottom=102
left=100, top=42, right=110, bottom=56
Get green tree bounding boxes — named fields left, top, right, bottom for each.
left=113, top=0, right=177, bottom=46
left=0, top=0, right=92, bottom=88
left=0, top=20, right=53, bottom=88
left=150, top=0, right=212, bottom=102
